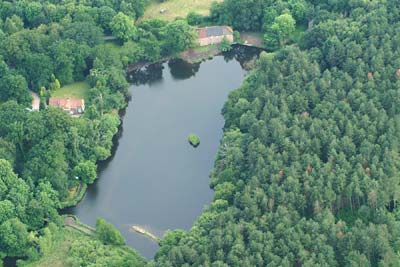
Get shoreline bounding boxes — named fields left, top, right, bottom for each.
left=60, top=43, right=263, bottom=244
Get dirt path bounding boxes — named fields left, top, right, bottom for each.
left=31, top=91, right=40, bottom=110
left=64, top=216, right=95, bottom=236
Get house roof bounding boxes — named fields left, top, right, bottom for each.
left=197, top=26, right=233, bottom=38
left=49, top=98, right=84, bottom=109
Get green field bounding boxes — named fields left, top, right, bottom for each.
left=52, top=81, right=90, bottom=100
left=143, top=0, right=222, bottom=21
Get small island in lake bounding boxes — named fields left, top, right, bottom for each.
left=188, top=134, right=200, bottom=147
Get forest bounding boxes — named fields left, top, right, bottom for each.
left=1, top=0, right=400, bottom=266
left=152, top=0, right=400, bottom=266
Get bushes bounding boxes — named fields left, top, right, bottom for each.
left=96, top=218, right=125, bottom=246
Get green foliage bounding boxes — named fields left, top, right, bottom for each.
left=188, top=134, right=200, bottom=147
left=63, top=21, right=104, bottom=47
left=233, top=31, right=241, bottom=43
left=4, top=0, right=400, bottom=266
left=270, top=13, right=296, bottom=47
left=21, top=225, right=146, bottom=267
left=110, top=12, right=137, bottom=42
left=153, top=1, right=400, bottom=267
left=0, top=218, right=30, bottom=257
left=3, top=15, right=23, bottom=34
left=67, top=238, right=144, bottom=267
left=220, top=37, right=232, bottom=52
left=163, top=20, right=196, bottom=54
left=209, top=0, right=308, bottom=31
left=0, top=62, right=32, bottom=105
left=187, top=12, right=204, bottom=26
left=73, top=161, right=97, bottom=184
left=96, top=218, right=125, bottom=246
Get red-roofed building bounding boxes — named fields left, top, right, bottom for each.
left=48, top=97, right=85, bottom=116
left=196, top=26, right=234, bottom=46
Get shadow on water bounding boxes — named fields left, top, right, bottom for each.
left=168, top=59, right=201, bottom=80
left=128, top=59, right=201, bottom=85
left=223, top=45, right=263, bottom=69
left=128, top=45, right=263, bottom=86
left=127, top=63, right=164, bottom=85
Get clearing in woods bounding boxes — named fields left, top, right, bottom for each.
left=52, top=81, right=90, bottom=100
left=142, top=0, right=223, bottom=21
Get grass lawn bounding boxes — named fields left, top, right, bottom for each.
left=52, top=81, right=90, bottom=100
left=142, top=0, right=222, bottom=21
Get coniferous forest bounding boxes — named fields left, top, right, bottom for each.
left=0, top=0, right=400, bottom=266
left=153, top=1, right=400, bottom=266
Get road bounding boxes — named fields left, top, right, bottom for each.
left=64, top=216, right=95, bottom=236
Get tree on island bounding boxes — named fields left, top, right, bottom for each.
left=188, top=134, right=200, bottom=147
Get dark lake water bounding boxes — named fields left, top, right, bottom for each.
left=66, top=46, right=260, bottom=259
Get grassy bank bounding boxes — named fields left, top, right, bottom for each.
left=143, top=0, right=222, bottom=21
left=179, top=44, right=221, bottom=63
left=60, top=183, right=87, bottom=208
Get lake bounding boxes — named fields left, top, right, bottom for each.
left=67, top=46, right=260, bottom=259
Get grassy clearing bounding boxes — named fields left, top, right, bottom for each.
left=24, top=228, right=79, bottom=267
left=24, top=224, right=146, bottom=267
left=143, top=0, right=222, bottom=21
left=52, top=81, right=90, bottom=100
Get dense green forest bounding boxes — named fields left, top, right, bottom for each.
left=1, top=0, right=400, bottom=266
left=152, top=0, right=400, bottom=266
